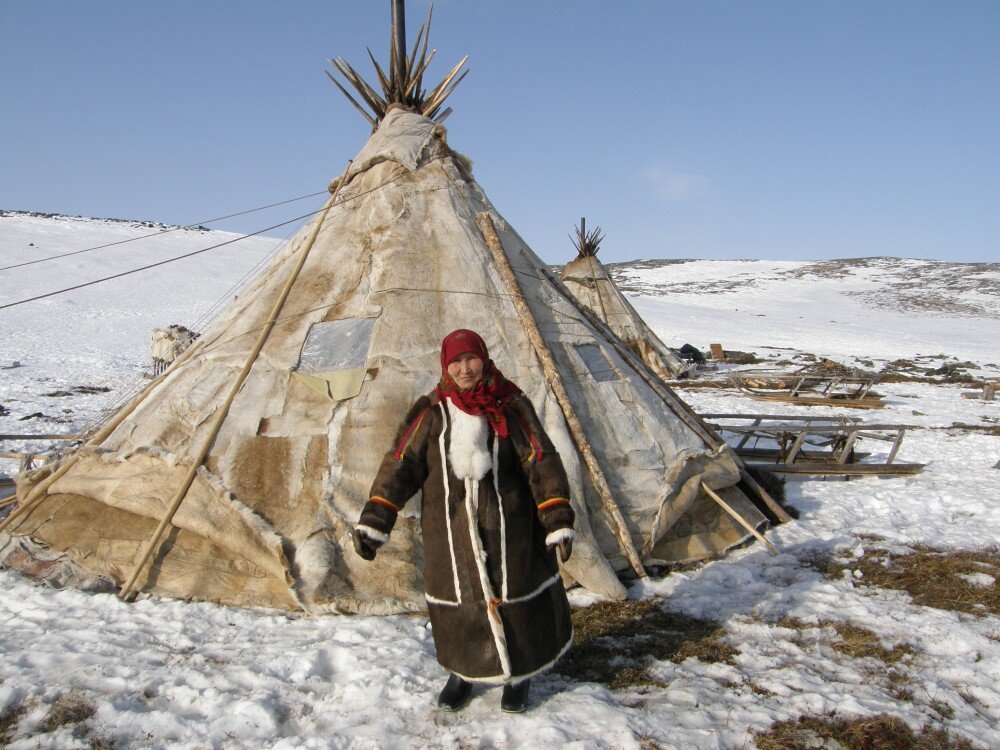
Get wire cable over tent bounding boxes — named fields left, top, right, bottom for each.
left=0, top=191, right=327, bottom=273
left=0, top=212, right=316, bottom=311
left=0, top=153, right=452, bottom=312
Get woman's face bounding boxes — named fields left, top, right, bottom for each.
left=447, top=353, right=484, bottom=391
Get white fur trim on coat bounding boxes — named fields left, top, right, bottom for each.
left=464, top=477, right=512, bottom=680
left=545, top=528, right=575, bottom=548
left=438, top=402, right=462, bottom=603
left=355, top=525, right=389, bottom=545
left=445, top=399, right=491, bottom=480
left=446, top=629, right=574, bottom=686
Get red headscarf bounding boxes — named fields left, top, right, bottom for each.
left=435, top=329, right=522, bottom=438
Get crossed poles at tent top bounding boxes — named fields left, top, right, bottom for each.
left=326, top=1, right=469, bottom=128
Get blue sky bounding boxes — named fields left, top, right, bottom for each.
left=2, top=1, right=998, bottom=263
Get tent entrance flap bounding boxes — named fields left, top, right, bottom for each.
left=293, top=317, right=377, bottom=401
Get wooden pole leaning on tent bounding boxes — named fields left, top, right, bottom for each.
left=476, top=212, right=646, bottom=579
left=0, top=336, right=212, bottom=535
left=554, top=289, right=792, bottom=535
left=117, top=161, right=353, bottom=602
left=534, top=263, right=792, bottom=525
left=700, top=481, right=780, bottom=556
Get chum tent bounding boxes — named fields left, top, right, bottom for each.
left=0, top=4, right=778, bottom=614
left=560, top=219, right=694, bottom=380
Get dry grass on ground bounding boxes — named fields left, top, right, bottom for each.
left=0, top=698, right=29, bottom=745
left=777, top=618, right=915, bottom=665
left=948, top=422, right=1000, bottom=436
left=754, top=713, right=980, bottom=750
left=0, top=693, right=113, bottom=749
left=812, top=542, right=1000, bottom=617
left=36, top=693, right=97, bottom=734
left=556, top=599, right=734, bottom=690
left=763, top=617, right=917, bottom=702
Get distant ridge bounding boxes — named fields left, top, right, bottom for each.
left=0, top=209, right=210, bottom=233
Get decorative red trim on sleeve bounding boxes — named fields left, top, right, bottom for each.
left=537, top=497, right=570, bottom=512
left=394, top=407, right=431, bottom=462
left=512, top=412, right=544, bottom=464
left=369, top=496, right=400, bottom=512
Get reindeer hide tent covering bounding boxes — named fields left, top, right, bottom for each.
left=5, top=110, right=766, bottom=613
left=560, top=255, right=693, bottom=380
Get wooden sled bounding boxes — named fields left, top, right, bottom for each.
left=733, top=374, right=885, bottom=409
left=0, top=433, right=82, bottom=507
left=703, top=413, right=925, bottom=477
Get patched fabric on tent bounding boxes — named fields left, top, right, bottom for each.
left=561, top=254, right=693, bottom=380
left=4, top=110, right=767, bottom=613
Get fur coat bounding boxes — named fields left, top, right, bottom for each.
left=357, top=391, right=575, bottom=684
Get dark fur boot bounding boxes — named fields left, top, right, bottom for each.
left=437, top=674, right=473, bottom=712
left=500, top=678, right=530, bottom=713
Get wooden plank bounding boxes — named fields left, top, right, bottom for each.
left=710, top=343, right=725, bottom=360
left=836, top=430, right=859, bottom=464
left=751, top=462, right=925, bottom=476
left=714, top=423, right=909, bottom=434
left=734, top=417, right=762, bottom=450
left=785, top=429, right=808, bottom=464
left=739, top=390, right=885, bottom=409
left=0, top=434, right=81, bottom=441
left=531, top=263, right=791, bottom=524
left=478, top=212, right=646, bottom=578
left=703, top=412, right=862, bottom=422
left=886, top=428, right=906, bottom=464
left=736, top=448, right=871, bottom=462
left=701, top=483, right=780, bottom=556
left=118, top=162, right=354, bottom=602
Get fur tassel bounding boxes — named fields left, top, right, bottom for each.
left=545, top=528, right=575, bottom=548
left=355, top=524, right=389, bottom=545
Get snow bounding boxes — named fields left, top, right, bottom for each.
left=1, top=212, right=999, bottom=748
left=956, top=573, right=996, bottom=588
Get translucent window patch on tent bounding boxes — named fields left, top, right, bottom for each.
left=293, top=317, right=377, bottom=401
left=572, top=343, right=618, bottom=383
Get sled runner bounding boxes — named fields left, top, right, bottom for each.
left=732, top=373, right=885, bottom=409
left=703, top=414, right=925, bottom=477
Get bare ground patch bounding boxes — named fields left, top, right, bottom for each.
left=556, top=599, right=734, bottom=690
left=878, top=356, right=987, bottom=385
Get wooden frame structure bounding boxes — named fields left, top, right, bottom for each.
left=0, top=433, right=83, bottom=508
left=733, top=373, right=885, bottom=409
left=703, top=413, right=925, bottom=477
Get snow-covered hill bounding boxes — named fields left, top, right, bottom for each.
left=0, top=211, right=292, bottom=452
left=611, top=257, right=999, bottom=368
left=0, top=213, right=998, bottom=749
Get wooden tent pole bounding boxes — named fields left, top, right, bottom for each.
left=118, top=162, right=353, bottom=601
left=586, top=255, right=613, bottom=329
left=0, top=335, right=211, bottom=534
left=701, top=482, right=780, bottom=556
left=535, top=264, right=792, bottom=524
left=476, top=213, right=646, bottom=579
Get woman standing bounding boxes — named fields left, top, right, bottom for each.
left=353, top=329, right=575, bottom=713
